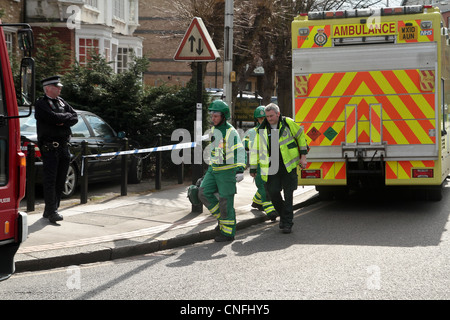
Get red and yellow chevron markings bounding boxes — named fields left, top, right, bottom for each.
left=295, top=75, right=308, bottom=96
left=386, top=160, right=435, bottom=180
left=295, top=69, right=436, bottom=147
left=420, top=70, right=435, bottom=91
left=305, top=161, right=346, bottom=180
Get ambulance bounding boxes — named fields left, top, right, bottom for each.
left=292, top=5, right=450, bottom=200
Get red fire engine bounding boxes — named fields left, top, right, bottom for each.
left=0, top=21, right=35, bottom=280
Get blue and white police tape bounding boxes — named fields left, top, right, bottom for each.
left=80, top=141, right=197, bottom=176
left=82, top=141, right=197, bottom=159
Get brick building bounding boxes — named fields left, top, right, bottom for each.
left=24, top=0, right=143, bottom=73
left=0, top=0, right=25, bottom=57
left=136, top=0, right=223, bottom=88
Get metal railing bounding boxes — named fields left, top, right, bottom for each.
left=24, top=135, right=192, bottom=211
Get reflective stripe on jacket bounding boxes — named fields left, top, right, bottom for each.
left=249, top=117, right=307, bottom=181
left=209, top=122, right=246, bottom=172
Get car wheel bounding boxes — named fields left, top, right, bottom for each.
left=62, top=163, right=78, bottom=198
left=128, top=156, right=143, bottom=184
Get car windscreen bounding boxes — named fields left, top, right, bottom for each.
left=19, top=113, right=37, bottom=134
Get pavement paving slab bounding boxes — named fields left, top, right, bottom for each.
left=14, top=172, right=318, bottom=272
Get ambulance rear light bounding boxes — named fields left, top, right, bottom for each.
left=382, top=7, right=406, bottom=15
left=301, top=169, right=321, bottom=179
left=323, top=10, right=345, bottom=19
left=308, top=11, right=323, bottom=20
left=412, top=169, right=434, bottom=178
left=405, top=5, right=424, bottom=14
left=298, top=28, right=310, bottom=36
left=421, top=21, right=432, bottom=29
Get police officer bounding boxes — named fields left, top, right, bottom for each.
left=243, top=106, right=277, bottom=221
left=250, top=103, right=308, bottom=234
left=198, top=100, right=246, bottom=242
left=35, top=76, right=78, bottom=223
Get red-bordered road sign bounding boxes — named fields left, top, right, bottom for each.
left=174, top=17, right=220, bottom=62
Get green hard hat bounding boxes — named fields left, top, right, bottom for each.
left=209, top=100, right=230, bottom=120
left=254, top=106, right=266, bottom=119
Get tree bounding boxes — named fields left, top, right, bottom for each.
left=171, top=0, right=385, bottom=116
left=34, top=26, right=71, bottom=96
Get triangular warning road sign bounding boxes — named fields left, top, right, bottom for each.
left=174, top=17, right=220, bottom=62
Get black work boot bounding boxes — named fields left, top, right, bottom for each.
left=48, top=212, right=63, bottom=223
left=214, top=234, right=234, bottom=242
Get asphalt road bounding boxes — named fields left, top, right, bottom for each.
left=4, top=184, right=450, bottom=303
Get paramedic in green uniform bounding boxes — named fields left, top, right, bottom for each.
left=243, top=106, right=277, bottom=221
left=198, top=100, right=246, bottom=242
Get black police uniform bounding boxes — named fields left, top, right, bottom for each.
left=35, top=76, right=78, bottom=223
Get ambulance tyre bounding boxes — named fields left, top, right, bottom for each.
left=316, top=186, right=334, bottom=201
left=334, top=186, right=349, bottom=200
left=317, top=186, right=349, bottom=201
left=426, top=185, right=442, bottom=202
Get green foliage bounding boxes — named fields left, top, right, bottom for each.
left=61, top=53, right=210, bottom=177
left=29, top=28, right=211, bottom=176
left=34, top=27, right=71, bottom=96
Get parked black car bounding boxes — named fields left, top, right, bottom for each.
left=19, top=108, right=143, bottom=197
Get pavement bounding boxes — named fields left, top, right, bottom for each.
left=15, top=171, right=319, bottom=273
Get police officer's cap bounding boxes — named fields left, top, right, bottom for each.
left=41, top=75, right=63, bottom=87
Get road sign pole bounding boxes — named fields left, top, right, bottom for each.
left=192, top=62, right=203, bottom=213
left=224, top=0, right=234, bottom=123
left=173, top=17, right=219, bottom=213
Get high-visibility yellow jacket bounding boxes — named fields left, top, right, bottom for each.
left=209, top=121, right=246, bottom=172
left=243, top=124, right=259, bottom=151
left=250, top=116, right=307, bottom=181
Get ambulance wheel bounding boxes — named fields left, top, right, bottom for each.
left=426, top=185, right=442, bottom=201
left=316, top=186, right=334, bottom=201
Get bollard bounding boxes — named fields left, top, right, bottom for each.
left=80, top=140, right=88, bottom=204
left=26, top=143, right=36, bottom=212
left=178, top=162, right=184, bottom=184
left=121, top=138, right=128, bottom=196
left=155, top=134, right=162, bottom=190
left=177, top=135, right=184, bottom=184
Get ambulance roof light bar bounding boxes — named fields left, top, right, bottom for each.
left=307, top=5, right=424, bottom=20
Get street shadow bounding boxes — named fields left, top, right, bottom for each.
left=27, top=217, right=62, bottom=234
left=231, top=185, right=450, bottom=257
left=74, top=253, right=168, bottom=300
left=165, top=241, right=228, bottom=268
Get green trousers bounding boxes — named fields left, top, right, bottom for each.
left=198, top=166, right=237, bottom=237
left=253, top=165, right=276, bottom=216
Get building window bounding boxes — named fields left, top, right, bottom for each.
left=117, top=47, right=134, bottom=73
left=129, top=0, right=137, bottom=23
left=104, top=39, right=111, bottom=62
left=5, top=32, right=13, bottom=55
left=79, top=38, right=99, bottom=66
left=85, top=0, right=98, bottom=8
left=113, top=0, right=125, bottom=20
